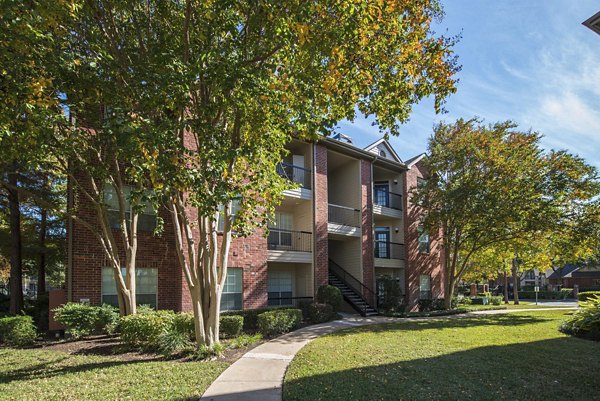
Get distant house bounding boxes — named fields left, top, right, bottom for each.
left=547, top=264, right=600, bottom=291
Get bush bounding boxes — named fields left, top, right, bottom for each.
left=257, top=309, right=302, bottom=337
left=222, top=306, right=298, bottom=332
left=559, top=288, right=574, bottom=299
left=119, top=310, right=175, bottom=349
left=490, top=296, right=503, bottom=305
left=560, top=294, right=600, bottom=341
left=418, top=298, right=445, bottom=312
left=307, top=303, right=336, bottom=323
left=53, top=303, right=119, bottom=339
left=578, top=291, right=600, bottom=302
left=228, top=333, right=262, bottom=349
left=470, top=297, right=489, bottom=305
left=220, top=315, right=243, bottom=338
left=0, top=315, right=37, bottom=346
left=376, top=276, right=405, bottom=313
left=157, top=330, right=193, bottom=356
left=316, top=285, right=342, bottom=311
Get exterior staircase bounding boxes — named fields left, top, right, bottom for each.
left=328, top=259, right=379, bottom=317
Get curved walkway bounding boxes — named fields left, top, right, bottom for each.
left=199, top=307, right=577, bottom=401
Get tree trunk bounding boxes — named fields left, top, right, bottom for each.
left=8, top=164, right=23, bottom=315
left=512, top=258, right=520, bottom=305
left=444, top=275, right=455, bottom=309
left=503, top=271, right=509, bottom=304
left=37, top=207, right=47, bottom=297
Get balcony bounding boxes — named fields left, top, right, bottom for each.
left=328, top=204, right=361, bottom=237
left=278, top=162, right=312, bottom=200
left=373, top=188, right=403, bottom=218
left=374, top=241, right=405, bottom=268
left=267, top=228, right=312, bottom=263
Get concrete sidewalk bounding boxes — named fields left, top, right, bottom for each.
left=199, top=307, right=577, bottom=401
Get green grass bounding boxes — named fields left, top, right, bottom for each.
left=284, top=311, right=600, bottom=401
left=0, top=349, right=228, bottom=401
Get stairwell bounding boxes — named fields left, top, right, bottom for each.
left=328, top=260, right=378, bottom=317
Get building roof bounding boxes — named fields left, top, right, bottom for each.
left=572, top=265, right=600, bottom=278
left=546, top=264, right=580, bottom=279
left=363, top=138, right=402, bottom=163
left=583, top=11, right=600, bottom=36
left=322, top=136, right=407, bottom=171
left=404, top=153, right=426, bottom=168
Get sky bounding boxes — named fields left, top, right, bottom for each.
left=339, top=1, right=600, bottom=168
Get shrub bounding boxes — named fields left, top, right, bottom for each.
left=578, top=291, right=600, bottom=302
left=171, top=312, right=194, bottom=339
left=376, top=276, right=404, bottom=313
left=257, top=309, right=302, bottom=337
left=307, top=303, right=336, bottom=323
left=53, top=303, right=118, bottom=339
left=316, top=285, right=342, bottom=311
left=220, top=315, right=243, bottom=338
left=559, top=288, right=574, bottom=299
left=157, top=330, right=193, bottom=356
left=559, top=294, right=600, bottom=341
left=228, top=333, right=262, bottom=349
left=0, top=315, right=37, bottom=346
left=119, top=310, right=175, bottom=349
left=470, top=297, right=489, bottom=305
left=222, top=306, right=298, bottom=331
left=490, top=296, right=503, bottom=305
left=418, top=298, right=445, bottom=312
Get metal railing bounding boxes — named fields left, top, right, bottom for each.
left=267, top=229, right=312, bottom=252
left=328, top=204, right=361, bottom=227
left=277, top=162, right=312, bottom=190
left=373, top=188, right=403, bottom=210
left=267, top=295, right=313, bottom=308
left=374, top=241, right=405, bottom=260
left=329, top=259, right=377, bottom=314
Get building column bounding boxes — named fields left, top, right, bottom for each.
left=360, top=159, right=375, bottom=304
left=313, top=143, right=329, bottom=291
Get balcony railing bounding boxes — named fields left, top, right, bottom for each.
left=373, top=188, right=402, bottom=210
left=267, top=228, right=312, bottom=252
left=374, top=241, right=405, bottom=260
left=277, top=162, right=311, bottom=190
left=328, top=204, right=361, bottom=227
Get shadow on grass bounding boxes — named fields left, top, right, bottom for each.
left=327, top=313, right=556, bottom=338
left=0, top=357, right=149, bottom=384
left=283, top=336, right=600, bottom=401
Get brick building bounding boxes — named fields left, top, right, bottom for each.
left=65, top=135, right=444, bottom=314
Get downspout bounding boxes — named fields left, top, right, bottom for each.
left=66, top=172, right=74, bottom=302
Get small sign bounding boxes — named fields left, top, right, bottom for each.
left=534, top=286, right=540, bottom=292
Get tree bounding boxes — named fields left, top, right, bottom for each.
left=123, top=0, right=459, bottom=347
left=416, top=119, right=599, bottom=309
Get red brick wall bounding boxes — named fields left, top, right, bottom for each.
left=403, top=161, right=445, bottom=311
left=360, top=159, right=375, bottom=303
left=69, top=174, right=184, bottom=311
left=314, top=143, right=329, bottom=290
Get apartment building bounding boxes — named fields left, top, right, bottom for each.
left=65, top=135, right=444, bottom=315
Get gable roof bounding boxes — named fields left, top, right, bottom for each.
left=546, top=264, right=580, bottom=279
left=404, top=153, right=426, bottom=168
left=363, top=138, right=402, bottom=163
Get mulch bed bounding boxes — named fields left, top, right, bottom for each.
left=32, top=334, right=265, bottom=363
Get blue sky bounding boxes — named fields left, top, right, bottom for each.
left=339, top=1, right=600, bottom=168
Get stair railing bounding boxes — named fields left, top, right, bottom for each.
left=328, top=259, right=377, bottom=315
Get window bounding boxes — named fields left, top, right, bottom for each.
left=268, top=270, right=293, bottom=306
left=104, top=184, right=157, bottom=232
left=217, top=199, right=242, bottom=232
left=221, top=268, right=242, bottom=311
left=418, top=226, right=430, bottom=254
left=268, top=212, right=293, bottom=249
left=419, top=275, right=431, bottom=300
left=416, top=178, right=428, bottom=206
left=101, top=267, right=158, bottom=308
left=379, top=149, right=387, bottom=158
left=374, top=182, right=390, bottom=207
left=374, top=227, right=390, bottom=258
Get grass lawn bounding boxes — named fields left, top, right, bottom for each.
left=0, top=348, right=228, bottom=401
left=284, top=310, right=600, bottom=401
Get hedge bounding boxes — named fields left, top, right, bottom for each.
left=0, top=315, right=37, bottom=346
left=307, top=303, right=336, bottom=323
left=316, top=285, right=342, bottom=311
left=257, top=309, right=302, bottom=337
left=222, top=306, right=299, bottom=331
left=53, top=303, right=119, bottom=338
